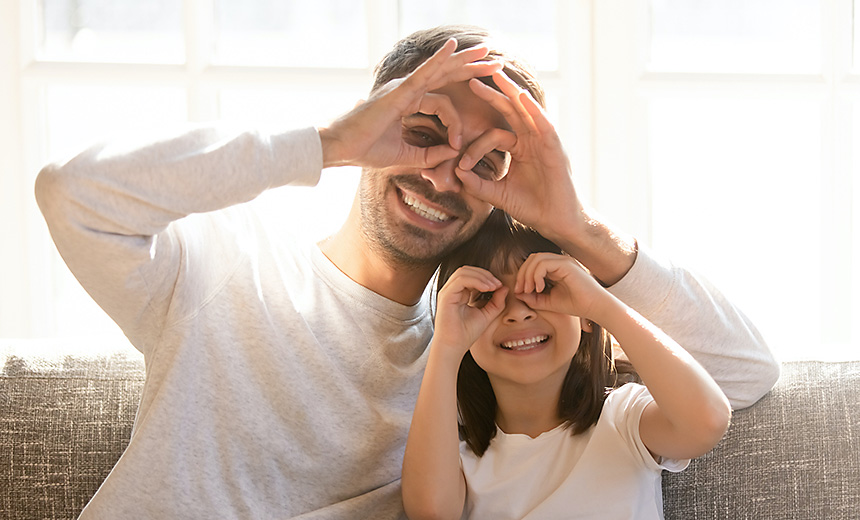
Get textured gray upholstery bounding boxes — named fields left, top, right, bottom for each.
left=0, top=344, right=144, bottom=519
left=662, top=360, right=860, bottom=519
left=1, top=341, right=858, bottom=519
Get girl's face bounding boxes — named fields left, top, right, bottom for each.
left=469, top=269, right=584, bottom=390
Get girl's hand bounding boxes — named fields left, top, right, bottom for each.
left=433, top=266, right=508, bottom=359
left=514, top=253, right=607, bottom=320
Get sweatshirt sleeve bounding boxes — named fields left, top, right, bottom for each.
left=34, top=125, right=323, bottom=353
left=606, top=246, right=780, bottom=410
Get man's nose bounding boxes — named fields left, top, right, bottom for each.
left=419, top=158, right=461, bottom=193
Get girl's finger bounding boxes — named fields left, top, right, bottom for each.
left=480, top=285, right=509, bottom=317
left=444, top=266, right=502, bottom=293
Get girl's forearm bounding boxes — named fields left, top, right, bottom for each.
left=594, top=294, right=731, bottom=458
left=401, top=344, right=466, bottom=520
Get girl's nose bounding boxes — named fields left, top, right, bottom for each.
left=502, top=295, right=536, bottom=323
left=419, top=159, right=461, bottom=193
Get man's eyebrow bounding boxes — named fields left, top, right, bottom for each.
left=403, top=113, right=446, bottom=132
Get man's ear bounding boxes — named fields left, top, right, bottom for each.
left=581, top=319, right=593, bottom=333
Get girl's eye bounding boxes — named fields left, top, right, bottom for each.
left=471, top=291, right=494, bottom=308
left=540, top=279, right=555, bottom=294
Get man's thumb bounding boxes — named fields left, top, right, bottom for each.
left=455, top=167, right=499, bottom=205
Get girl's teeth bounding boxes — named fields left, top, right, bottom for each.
left=501, top=335, right=549, bottom=351
left=402, top=194, right=451, bottom=222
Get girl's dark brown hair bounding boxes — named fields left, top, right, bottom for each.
left=436, top=209, right=638, bottom=456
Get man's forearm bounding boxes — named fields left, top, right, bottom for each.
left=548, top=208, right=638, bottom=287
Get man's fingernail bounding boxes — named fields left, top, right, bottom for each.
left=458, top=156, right=471, bottom=169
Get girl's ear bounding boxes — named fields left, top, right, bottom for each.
left=581, top=319, right=593, bottom=333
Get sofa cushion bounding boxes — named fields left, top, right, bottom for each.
left=0, top=342, right=144, bottom=519
left=663, top=360, right=860, bottom=519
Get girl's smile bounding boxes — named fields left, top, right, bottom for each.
left=470, top=272, right=584, bottom=387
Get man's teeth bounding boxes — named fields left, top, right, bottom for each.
left=402, top=194, right=451, bottom=222
left=501, top=335, right=549, bottom=351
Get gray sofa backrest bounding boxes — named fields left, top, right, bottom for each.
left=2, top=342, right=858, bottom=519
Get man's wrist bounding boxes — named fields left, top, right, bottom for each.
left=554, top=213, right=638, bottom=287
left=317, top=126, right=346, bottom=168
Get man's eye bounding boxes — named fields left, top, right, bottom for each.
left=404, top=128, right=440, bottom=148
left=473, top=158, right=499, bottom=180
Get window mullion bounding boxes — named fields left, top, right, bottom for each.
left=185, top=0, right=217, bottom=121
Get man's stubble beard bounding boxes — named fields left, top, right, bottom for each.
left=358, top=170, right=481, bottom=270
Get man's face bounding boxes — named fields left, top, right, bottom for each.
left=358, top=80, right=511, bottom=267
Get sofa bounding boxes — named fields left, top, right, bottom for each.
left=1, top=340, right=858, bottom=519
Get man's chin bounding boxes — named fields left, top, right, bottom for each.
left=367, top=223, right=468, bottom=268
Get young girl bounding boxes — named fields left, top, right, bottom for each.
left=401, top=210, right=731, bottom=520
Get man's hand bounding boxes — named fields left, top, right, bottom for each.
left=318, top=39, right=502, bottom=170
left=453, top=72, right=582, bottom=248
left=455, top=72, right=637, bottom=286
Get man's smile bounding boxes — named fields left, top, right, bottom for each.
left=401, top=192, right=453, bottom=223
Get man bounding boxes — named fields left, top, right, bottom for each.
left=36, top=25, right=778, bottom=519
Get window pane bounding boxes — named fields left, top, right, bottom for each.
left=218, top=86, right=363, bottom=128
left=647, top=97, right=821, bottom=358
left=648, top=0, right=821, bottom=73
left=399, top=0, right=559, bottom=71
left=39, top=0, right=184, bottom=63
left=44, top=85, right=187, bottom=338
left=45, top=85, right=187, bottom=161
left=213, top=0, right=368, bottom=67
left=854, top=0, right=860, bottom=71
left=218, top=86, right=364, bottom=240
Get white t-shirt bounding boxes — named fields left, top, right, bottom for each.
left=459, top=384, right=689, bottom=520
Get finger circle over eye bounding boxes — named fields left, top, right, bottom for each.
left=457, top=128, right=516, bottom=172
left=467, top=78, right=535, bottom=138
left=415, top=93, right=462, bottom=149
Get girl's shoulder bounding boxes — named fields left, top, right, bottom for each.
left=601, top=383, right=653, bottom=424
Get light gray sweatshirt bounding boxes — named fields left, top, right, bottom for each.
left=35, top=125, right=779, bottom=519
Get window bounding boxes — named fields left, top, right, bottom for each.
left=2, top=0, right=855, bottom=361
left=594, top=0, right=858, bottom=360
left=1, top=0, right=589, bottom=342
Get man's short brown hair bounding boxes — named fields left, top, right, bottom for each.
left=372, top=24, right=546, bottom=108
